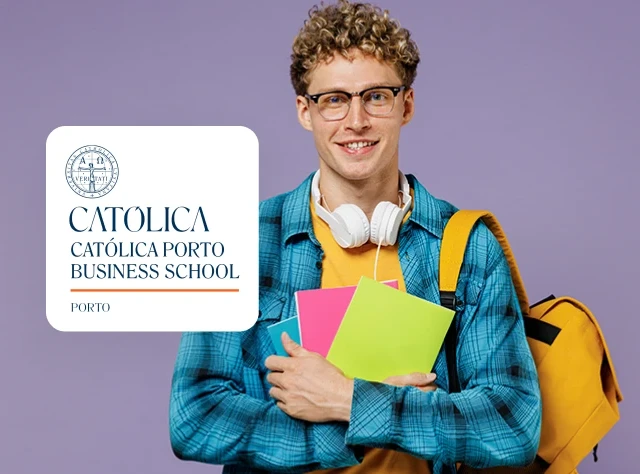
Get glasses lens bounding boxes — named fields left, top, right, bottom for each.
left=363, top=88, right=395, bottom=115
left=317, top=92, right=350, bottom=120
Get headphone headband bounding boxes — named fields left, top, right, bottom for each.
left=311, top=170, right=411, bottom=208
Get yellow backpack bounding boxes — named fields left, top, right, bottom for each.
left=439, top=210, right=623, bottom=474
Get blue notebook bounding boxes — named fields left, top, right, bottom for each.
left=267, top=316, right=301, bottom=356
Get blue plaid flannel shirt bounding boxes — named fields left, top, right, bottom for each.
left=169, top=172, right=541, bottom=474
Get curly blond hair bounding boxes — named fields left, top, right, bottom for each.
left=290, top=0, right=420, bottom=96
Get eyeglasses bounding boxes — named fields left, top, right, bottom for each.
left=305, top=85, right=406, bottom=121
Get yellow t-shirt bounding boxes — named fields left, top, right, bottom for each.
left=307, top=196, right=430, bottom=474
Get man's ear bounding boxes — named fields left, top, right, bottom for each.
left=296, top=95, right=313, bottom=131
left=401, top=87, right=415, bottom=126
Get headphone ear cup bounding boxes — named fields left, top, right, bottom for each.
left=385, top=206, right=403, bottom=245
left=370, top=201, right=401, bottom=246
left=332, top=204, right=370, bottom=248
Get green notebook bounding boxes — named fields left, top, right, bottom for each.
left=326, top=276, right=455, bottom=383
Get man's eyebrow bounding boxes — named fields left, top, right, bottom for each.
left=309, top=83, right=398, bottom=95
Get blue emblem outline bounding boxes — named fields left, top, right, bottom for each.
left=65, top=145, right=119, bottom=199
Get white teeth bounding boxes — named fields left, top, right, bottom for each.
left=345, top=141, right=375, bottom=149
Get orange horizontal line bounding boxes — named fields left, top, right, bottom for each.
left=70, top=289, right=239, bottom=293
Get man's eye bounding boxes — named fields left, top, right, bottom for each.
left=328, top=95, right=346, bottom=103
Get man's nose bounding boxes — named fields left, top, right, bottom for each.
left=344, top=97, right=371, bottom=131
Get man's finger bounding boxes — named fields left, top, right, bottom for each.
left=383, top=374, right=405, bottom=385
left=281, top=332, right=306, bottom=357
left=385, top=373, right=422, bottom=385
left=265, top=354, right=294, bottom=372
left=408, top=372, right=436, bottom=386
left=269, top=386, right=286, bottom=402
left=266, top=371, right=285, bottom=388
left=417, top=383, right=437, bottom=393
left=276, top=400, right=289, bottom=416
left=384, top=372, right=437, bottom=387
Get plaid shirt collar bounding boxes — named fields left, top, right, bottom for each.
left=281, top=171, right=446, bottom=246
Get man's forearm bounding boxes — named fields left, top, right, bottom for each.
left=345, top=378, right=540, bottom=468
left=170, top=332, right=363, bottom=472
left=170, top=386, right=358, bottom=472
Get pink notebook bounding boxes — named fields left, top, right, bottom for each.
left=296, top=280, right=399, bottom=357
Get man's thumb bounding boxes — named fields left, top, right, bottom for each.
left=281, top=332, right=305, bottom=356
left=410, top=372, right=436, bottom=386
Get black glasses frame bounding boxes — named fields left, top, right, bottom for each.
left=305, top=85, right=405, bottom=103
left=304, top=85, right=406, bottom=120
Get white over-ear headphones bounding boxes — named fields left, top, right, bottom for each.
left=311, top=170, right=412, bottom=248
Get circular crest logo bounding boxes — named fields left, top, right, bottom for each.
left=66, top=145, right=118, bottom=198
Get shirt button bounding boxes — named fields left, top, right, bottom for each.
left=315, top=261, right=322, bottom=269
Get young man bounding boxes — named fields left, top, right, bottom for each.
left=169, top=1, right=542, bottom=473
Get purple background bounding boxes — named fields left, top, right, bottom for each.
left=1, top=0, right=637, bottom=472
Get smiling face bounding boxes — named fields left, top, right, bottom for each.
left=296, top=49, right=415, bottom=183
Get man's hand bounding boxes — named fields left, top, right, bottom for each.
left=383, top=372, right=438, bottom=392
left=265, top=332, right=354, bottom=423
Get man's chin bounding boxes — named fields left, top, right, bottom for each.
left=330, top=161, right=382, bottom=182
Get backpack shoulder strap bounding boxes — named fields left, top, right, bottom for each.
left=440, top=210, right=529, bottom=392
left=440, top=210, right=530, bottom=315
